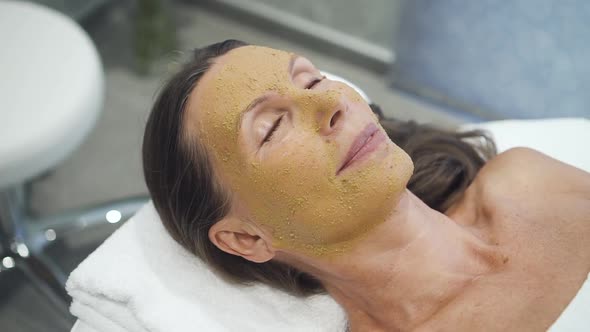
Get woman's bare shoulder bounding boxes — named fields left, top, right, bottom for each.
left=445, top=147, right=589, bottom=222
left=478, top=147, right=590, bottom=193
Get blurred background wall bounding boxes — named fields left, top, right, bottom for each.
left=26, top=0, right=590, bottom=121
left=392, top=0, right=590, bottom=120
left=253, top=0, right=399, bottom=49
left=26, top=0, right=110, bottom=20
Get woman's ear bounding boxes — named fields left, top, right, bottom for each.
left=209, top=217, right=275, bottom=263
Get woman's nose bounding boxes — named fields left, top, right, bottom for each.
left=319, top=104, right=345, bottom=136
left=294, top=88, right=346, bottom=135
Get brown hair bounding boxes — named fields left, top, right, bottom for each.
left=142, top=40, right=496, bottom=296
left=370, top=103, right=495, bottom=212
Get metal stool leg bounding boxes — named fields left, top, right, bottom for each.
left=15, top=253, right=70, bottom=315
left=28, top=195, right=149, bottom=253
left=1, top=183, right=149, bottom=321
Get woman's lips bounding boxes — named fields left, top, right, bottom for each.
left=337, top=123, right=386, bottom=175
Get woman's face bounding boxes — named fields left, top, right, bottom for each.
left=186, top=46, right=414, bottom=255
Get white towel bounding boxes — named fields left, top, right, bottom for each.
left=461, top=118, right=590, bottom=173
left=549, top=273, right=590, bottom=332
left=66, top=201, right=347, bottom=332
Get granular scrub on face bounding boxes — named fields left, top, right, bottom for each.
left=187, top=46, right=414, bottom=256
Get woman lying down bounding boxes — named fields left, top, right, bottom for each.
left=142, top=40, right=590, bottom=331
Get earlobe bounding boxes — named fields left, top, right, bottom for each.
left=208, top=218, right=275, bottom=263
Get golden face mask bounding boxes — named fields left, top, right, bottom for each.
left=187, top=45, right=414, bottom=255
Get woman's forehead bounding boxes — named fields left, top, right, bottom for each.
left=189, top=46, right=295, bottom=122
left=209, top=45, right=294, bottom=86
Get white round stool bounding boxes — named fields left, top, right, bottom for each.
left=0, top=0, right=103, bottom=318
left=0, top=1, right=150, bottom=321
left=0, top=1, right=103, bottom=188
left=0, top=1, right=149, bottom=321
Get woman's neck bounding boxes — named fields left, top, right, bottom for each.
left=286, top=190, right=506, bottom=331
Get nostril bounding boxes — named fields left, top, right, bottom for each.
left=330, top=109, right=343, bottom=128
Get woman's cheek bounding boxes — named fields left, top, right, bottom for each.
left=242, top=139, right=328, bottom=219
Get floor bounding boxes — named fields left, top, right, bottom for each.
left=0, top=1, right=461, bottom=331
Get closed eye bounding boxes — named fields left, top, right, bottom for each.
left=306, top=76, right=325, bottom=89
left=262, top=115, right=284, bottom=144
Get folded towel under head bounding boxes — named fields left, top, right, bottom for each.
left=66, top=201, right=347, bottom=332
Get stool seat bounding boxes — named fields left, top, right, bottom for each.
left=0, top=1, right=104, bottom=188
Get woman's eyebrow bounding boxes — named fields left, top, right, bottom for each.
left=238, top=94, right=271, bottom=129
left=238, top=54, right=297, bottom=130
